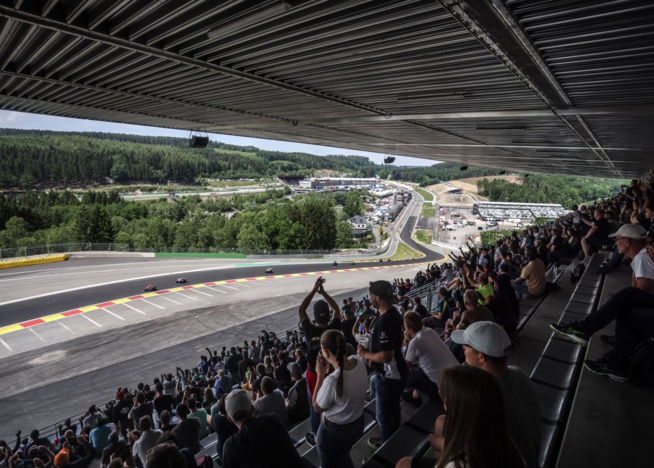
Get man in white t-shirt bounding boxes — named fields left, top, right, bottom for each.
left=403, top=312, right=458, bottom=403
left=551, top=224, right=654, bottom=381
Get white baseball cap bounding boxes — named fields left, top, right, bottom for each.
left=225, top=389, right=252, bottom=421
left=608, top=224, right=647, bottom=239
left=451, top=321, right=511, bottom=357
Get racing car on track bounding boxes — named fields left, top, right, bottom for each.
left=176, top=278, right=187, bottom=283
left=144, top=285, right=157, bottom=292
left=265, top=268, right=274, bottom=274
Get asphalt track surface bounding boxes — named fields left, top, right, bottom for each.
left=0, top=207, right=442, bottom=440
left=0, top=215, right=441, bottom=328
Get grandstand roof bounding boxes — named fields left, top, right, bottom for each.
left=1, top=1, right=652, bottom=178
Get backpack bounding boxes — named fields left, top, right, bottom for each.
left=628, top=339, right=654, bottom=387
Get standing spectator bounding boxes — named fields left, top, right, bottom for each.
left=132, top=416, right=161, bottom=467
left=187, top=397, right=210, bottom=439
left=397, top=366, right=524, bottom=468
left=357, top=280, right=408, bottom=448
left=313, top=330, right=368, bottom=468
left=158, top=410, right=176, bottom=433
left=153, top=383, right=175, bottom=429
left=452, top=321, right=541, bottom=468
left=172, top=403, right=201, bottom=454
left=211, top=395, right=238, bottom=461
left=411, top=297, right=429, bottom=318
left=253, top=376, right=288, bottom=427
left=221, top=390, right=304, bottom=468
left=128, top=392, right=153, bottom=430
left=298, top=276, right=342, bottom=444
left=403, top=312, right=458, bottom=403
left=89, top=417, right=112, bottom=454
left=581, top=208, right=611, bottom=258
left=162, top=373, right=178, bottom=399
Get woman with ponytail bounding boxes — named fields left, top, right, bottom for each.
left=313, top=329, right=368, bottom=468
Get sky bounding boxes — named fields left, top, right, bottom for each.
left=0, top=110, right=438, bottom=167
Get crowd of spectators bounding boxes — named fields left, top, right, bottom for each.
left=3, top=174, right=653, bottom=468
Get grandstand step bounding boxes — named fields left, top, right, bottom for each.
left=405, top=399, right=444, bottom=434
left=369, top=425, right=430, bottom=467
left=301, top=445, right=320, bottom=467
left=530, top=356, right=580, bottom=391
left=541, top=337, right=584, bottom=364
left=288, top=416, right=312, bottom=447
left=538, top=422, right=561, bottom=468
left=531, top=381, right=571, bottom=425
left=563, top=302, right=594, bottom=316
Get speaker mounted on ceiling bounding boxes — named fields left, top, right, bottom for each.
left=189, top=130, right=209, bottom=148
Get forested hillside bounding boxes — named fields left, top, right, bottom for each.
left=0, top=129, right=505, bottom=188
left=477, top=175, right=627, bottom=207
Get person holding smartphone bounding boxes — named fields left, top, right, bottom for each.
left=313, top=330, right=368, bottom=468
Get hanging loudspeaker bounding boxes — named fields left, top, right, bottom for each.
left=190, top=136, right=209, bottom=148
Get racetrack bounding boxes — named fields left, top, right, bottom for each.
left=0, top=207, right=443, bottom=441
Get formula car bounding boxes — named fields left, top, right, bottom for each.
left=144, top=285, right=157, bottom=292
left=265, top=268, right=274, bottom=274
left=176, top=278, right=187, bottom=284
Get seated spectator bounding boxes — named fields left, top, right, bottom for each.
left=128, top=392, right=153, bottom=431
left=101, top=430, right=129, bottom=468
left=423, top=288, right=455, bottom=330
left=396, top=366, right=524, bottom=468
left=486, top=274, right=519, bottom=338
left=286, top=362, right=310, bottom=424
left=58, top=418, right=78, bottom=438
left=551, top=225, right=654, bottom=381
left=214, top=370, right=234, bottom=397
left=253, top=376, right=288, bottom=427
left=171, top=403, right=201, bottom=454
left=452, top=321, right=541, bottom=468
left=512, top=247, right=546, bottom=300
left=411, top=297, right=429, bottom=318
left=186, top=397, right=209, bottom=439
left=403, top=311, right=458, bottom=403
left=158, top=410, right=176, bottom=433
left=132, top=416, right=161, bottom=467
left=211, top=395, right=238, bottom=461
left=313, top=330, right=368, bottom=468
left=144, top=441, right=187, bottom=468
left=222, top=389, right=304, bottom=468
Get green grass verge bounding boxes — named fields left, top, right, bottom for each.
left=421, top=205, right=436, bottom=218
left=155, top=252, right=247, bottom=259
left=415, top=230, right=432, bottom=244
left=389, top=242, right=424, bottom=261
left=415, top=187, right=434, bottom=202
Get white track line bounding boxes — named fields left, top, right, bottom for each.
left=190, top=289, right=212, bottom=297
left=28, top=327, right=46, bottom=342
left=122, top=303, right=147, bottom=315
left=160, top=295, right=182, bottom=305
left=238, top=283, right=251, bottom=288
left=205, top=286, right=226, bottom=294
left=0, top=338, right=12, bottom=352
left=102, top=308, right=125, bottom=321
left=221, top=285, right=239, bottom=290
left=174, top=292, right=199, bottom=301
left=141, top=298, right=165, bottom=309
left=57, top=321, right=75, bottom=334
left=80, top=314, right=102, bottom=327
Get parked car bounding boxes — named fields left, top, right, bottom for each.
left=144, top=285, right=157, bottom=292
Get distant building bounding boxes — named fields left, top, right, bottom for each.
left=348, top=215, right=372, bottom=239
left=472, top=201, right=568, bottom=220
left=295, top=177, right=380, bottom=193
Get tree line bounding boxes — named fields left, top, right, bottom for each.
left=0, top=188, right=371, bottom=252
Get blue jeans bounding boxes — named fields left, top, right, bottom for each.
left=308, top=385, right=320, bottom=435
left=317, top=415, right=364, bottom=468
left=375, top=374, right=405, bottom=442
